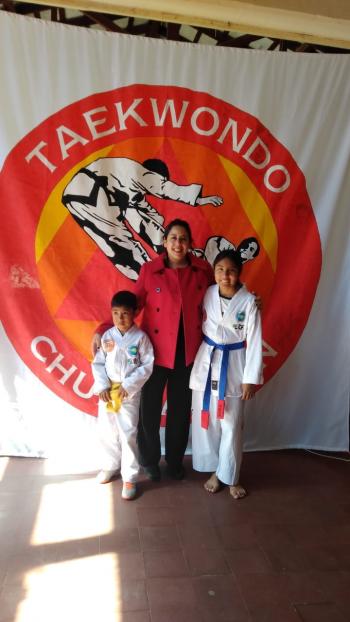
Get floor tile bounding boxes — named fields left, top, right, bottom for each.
left=143, top=550, right=189, bottom=578
left=183, top=546, right=230, bottom=576
left=137, top=506, right=176, bottom=527
left=140, top=526, right=181, bottom=551
left=225, top=547, right=272, bottom=574
left=295, top=602, right=348, bottom=622
left=146, top=576, right=196, bottom=609
left=178, top=524, right=222, bottom=549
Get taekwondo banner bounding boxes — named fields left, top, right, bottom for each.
left=0, top=11, right=349, bottom=460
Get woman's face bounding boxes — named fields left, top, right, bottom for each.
left=163, top=225, right=191, bottom=267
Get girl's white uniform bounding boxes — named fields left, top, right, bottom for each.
left=92, top=325, right=154, bottom=482
left=190, top=284, right=262, bottom=485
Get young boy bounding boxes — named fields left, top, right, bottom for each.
left=91, top=291, right=154, bottom=499
left=190, top=249, right=262, bottom=499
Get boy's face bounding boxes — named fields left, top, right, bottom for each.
left=111, top=305, right=135, bottom=334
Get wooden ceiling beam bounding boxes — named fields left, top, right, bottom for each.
left=5, top=0, right=350, bottom=50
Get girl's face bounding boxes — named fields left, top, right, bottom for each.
left=214, top=257, right=240, bottom=296
left=163, top=225, right=191, bottom=267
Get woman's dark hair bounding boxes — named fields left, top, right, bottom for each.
left=111, top=290, right=137, bottom=310
left=163, top=219, right=193, bottom=244
left=213, top=249, right=243, bottom=275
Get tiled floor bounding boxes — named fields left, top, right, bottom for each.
left=0, top=450, right=350, bottom=621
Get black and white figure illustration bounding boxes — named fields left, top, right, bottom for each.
left=195, top=235, right=260, bottom=266
left=62, top=156, right=260, bottom=280
left=62, top=157, right=222, bottom=280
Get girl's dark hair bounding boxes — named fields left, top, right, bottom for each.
left=213, top=249, right=243, bottom=275
left=163, top=219, right=193, bottom=243
left=111, top=290, right=137, bottom=310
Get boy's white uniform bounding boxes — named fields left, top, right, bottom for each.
left=190, top=284, right=262, bottom=486
left=92, top=324, right=154, bottom=482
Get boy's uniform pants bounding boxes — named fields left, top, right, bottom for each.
left=98, top=395, right=140, bottom=483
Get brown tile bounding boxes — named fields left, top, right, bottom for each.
left=301, top=546, right=340, bottom=572
left=262, top=544, right=310, bottom=572
left=184, top=546, right=230, bottom=576
left=150, top=606, right=202, bottom=622
left=237, top=573, right=290, bottom=606
left=135, top=484, right=170, bottom=507
left=286, top=524, right=328, bottom=546
left=120, top=612, right=151, bottom=622
left=137, top=506, right=176, bottom=527
left=178, top=524, right=221, bottom=549
left=140, top=526, right=180, bottom=551
left=111, top=499, right=140, bottom=528
left=295, top=602, right=348, bottom=622
left=171, top=504, right=213, bottom=526
left=99, top=527, right=140, bottom=553
left=216, top=524, right=259, bottom=549
left=248, top=603, right=302, bottom=622
left=168, top=486, right=208, bottom=508
left=146, top=576, right=196, bottom=609
left=254, top=524, right=293, bottom=548
left=225, top=548, right=272, bottom=574
left=143, top=550, right=189, bottom=578
left=193, top=575, right=246, bottom=613
left=115, top=579, right=148, bottom=612
left=313, top=570, right=350, bottom=616
left=112, top=552, right=145, bottom=580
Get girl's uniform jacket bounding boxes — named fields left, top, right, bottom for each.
left=190, top=284, right=262, bottom=397
left=92, top=325, right=154, bottom=397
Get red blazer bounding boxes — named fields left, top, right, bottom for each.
left=134, top=254, right=214, bottom=369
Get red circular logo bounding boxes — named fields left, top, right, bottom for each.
left=0, top=85, right=321, bottom=415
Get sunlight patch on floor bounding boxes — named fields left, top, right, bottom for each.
left=30, top=479, right=114, bottom=545
left=14, top=554, right=121, bottom=622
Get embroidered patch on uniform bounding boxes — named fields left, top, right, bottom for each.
left=128, top=345, right=138, bottom=356
left=211, top=380, right=218, bottom=390
left=236, top=311, right=246, bottom=322
left=103, top=339, right=115, bottom=353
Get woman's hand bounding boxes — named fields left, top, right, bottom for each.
left=118, top=386, right=129, bottom=400
left=99, top=389, right=111, bottom=402
left=241, top=384, right=256, bottom=400
left=196, top=195, right=223, bottom=207
left=252, top=293, right=262, bottom=311
left=91, top=333, right=102, bottom=357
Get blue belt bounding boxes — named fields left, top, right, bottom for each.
left=201, top=335, right=245, bottom=429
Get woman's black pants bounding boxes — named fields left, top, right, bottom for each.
left=137, top=363, right=192, bottom=470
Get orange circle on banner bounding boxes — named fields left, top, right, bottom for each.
left=0, top=85, right=321, bottom=415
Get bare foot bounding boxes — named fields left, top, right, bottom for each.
left=204, top=473, right=221, bottom=493
left=229, top=484, right=247, bottom=499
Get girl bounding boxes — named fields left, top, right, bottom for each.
left=190, top=249, right=262, bottom=499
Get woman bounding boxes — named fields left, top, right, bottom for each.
left=134, top=219, right=214, bottom=480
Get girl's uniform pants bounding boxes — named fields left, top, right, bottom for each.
left=98, top=395, right=140, bottom=483
left=138, top=363, right=192, bottom=470
left=191, top=391, right=244, bottom=486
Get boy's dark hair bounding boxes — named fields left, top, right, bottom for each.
left=163, top=219, right=193, bottom=243
left=111, top=290, right=137, bottom=310
left=213, top=249, right=243, bottom=275
left=142, top=158, right=169, bottom=180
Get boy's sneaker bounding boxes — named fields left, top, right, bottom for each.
left=122, top=482, right=137, bottom=500
left=96, top=470, right=119, bottom=484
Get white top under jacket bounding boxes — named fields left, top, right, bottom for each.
left=91, top=324, right=154, bottom=397
left=190, top=284, right=263, bottom=398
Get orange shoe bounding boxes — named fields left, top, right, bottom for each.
left=122, top=481, right=137, bottom=500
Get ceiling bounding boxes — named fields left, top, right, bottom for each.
left=1, top=0, right=349, bottom=52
